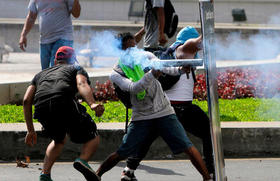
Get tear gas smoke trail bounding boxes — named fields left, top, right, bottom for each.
left=119, top=47, right=203, bottom=70
left=89, top=31, right=123, bottom=57
left=119, top=47, right=164, bottom=70
left=76, top=30, right=163, bottom=69
left=77, top=30, right=202, bottom=70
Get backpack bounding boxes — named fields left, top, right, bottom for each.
left=113, top=46, right=179, bottom=111
left=113, top=64, right=132, bottom=109
left=112, top=64, right=131, bottom=133
left=163, top=0, right=179, bottom=38
left=146, top=0, right=178, bottom=38
left=153, top=45, right=181, bottom=90
left=112, top=46, right=181, bottom=133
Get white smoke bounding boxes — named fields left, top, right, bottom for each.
left=215, top=12, right=280, bottom=61
left=214, top=31, right=280, bottom=60
left=74, top=30, right=167, bottom=70
left=267, top=13, right=280, bottom=25
left=74, top=30, right=123, bottom=67
left=88, top=31, right=123, bottom=57
left=213, top=16, right=280, bottom=121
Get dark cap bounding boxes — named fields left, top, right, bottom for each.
left=55, top=46, right=76, bottom=63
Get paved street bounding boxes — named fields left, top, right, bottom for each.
left=1, top=159, right=280, bottom=181
left=0, top=52, right=114, bottom=83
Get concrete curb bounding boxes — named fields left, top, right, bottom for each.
left=0, top=122, right=280, bottom=162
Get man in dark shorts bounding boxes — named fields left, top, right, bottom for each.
left=23, top=46, right=104, bottom=181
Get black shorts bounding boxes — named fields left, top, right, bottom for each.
left=34, top=97, right=98, bottom=144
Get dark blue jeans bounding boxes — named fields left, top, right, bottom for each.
left=40, top=39, right=73, bottom=70
left=117, top=114, right=193, bottom=159
left=126, top=104, right=214, bottom=173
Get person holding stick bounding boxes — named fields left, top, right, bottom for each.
left=120, top=26, right=215, bottom=181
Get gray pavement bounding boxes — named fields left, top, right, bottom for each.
left=1, top=159, right=280, bottom=181
left=0, top=52, right=114, bottom=83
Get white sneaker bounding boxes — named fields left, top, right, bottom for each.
left=120, top=167, right=137, bottom=181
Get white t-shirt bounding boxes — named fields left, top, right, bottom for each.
left=165, top=49, right=195, bottom=101
left=165, top=73, right=194, bottom=101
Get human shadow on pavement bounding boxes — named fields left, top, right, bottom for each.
left=116, top=162, right=185, bottom=176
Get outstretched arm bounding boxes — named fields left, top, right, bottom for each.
left=76, top=74, right=104, bottom=117
left=110, top=70, right=156, bottom=94
left=23, top=85, right=37, bottom=146
left=19, top=11, right=37, bottom=51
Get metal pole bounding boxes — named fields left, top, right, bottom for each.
left=199, top=1, right=227, bottom=181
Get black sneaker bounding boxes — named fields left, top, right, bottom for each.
left=73, top=158, right=101, bottom=181
left=120, top=169, right=138, bottom=181
left=39, top=174, right=53, bottom=181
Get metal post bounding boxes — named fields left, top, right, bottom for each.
left=199, top=1, right=227, bottom=181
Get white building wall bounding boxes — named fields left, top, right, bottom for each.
left=0, top=0, right=280, bottom=24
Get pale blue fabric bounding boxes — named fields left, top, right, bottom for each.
left=170, top=26, right=199, bottom=49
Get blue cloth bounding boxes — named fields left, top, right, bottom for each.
left=116, top=114, right=193, bottom=157
left=170, top=26, right=199, bottom=49
left=40, top=39, right=73, bottom=70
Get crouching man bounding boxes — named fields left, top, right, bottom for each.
left=23, top=46, right=104, bottom=181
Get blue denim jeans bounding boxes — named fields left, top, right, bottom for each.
left=40, top=39, right=73, bottom=70
left=116, top=114, right=193, bottom=158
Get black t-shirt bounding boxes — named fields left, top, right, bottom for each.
left=31, top=64, right=90, bottom=107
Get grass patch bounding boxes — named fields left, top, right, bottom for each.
left=0, top=104, right=26, bottom=123
left=194, top=98, right=280, bottom=122
left=0, top=102, right=131, bottom=123
left=1, top=98, right=279, bottom=123
left=83, top=101, right=132, bottom=123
